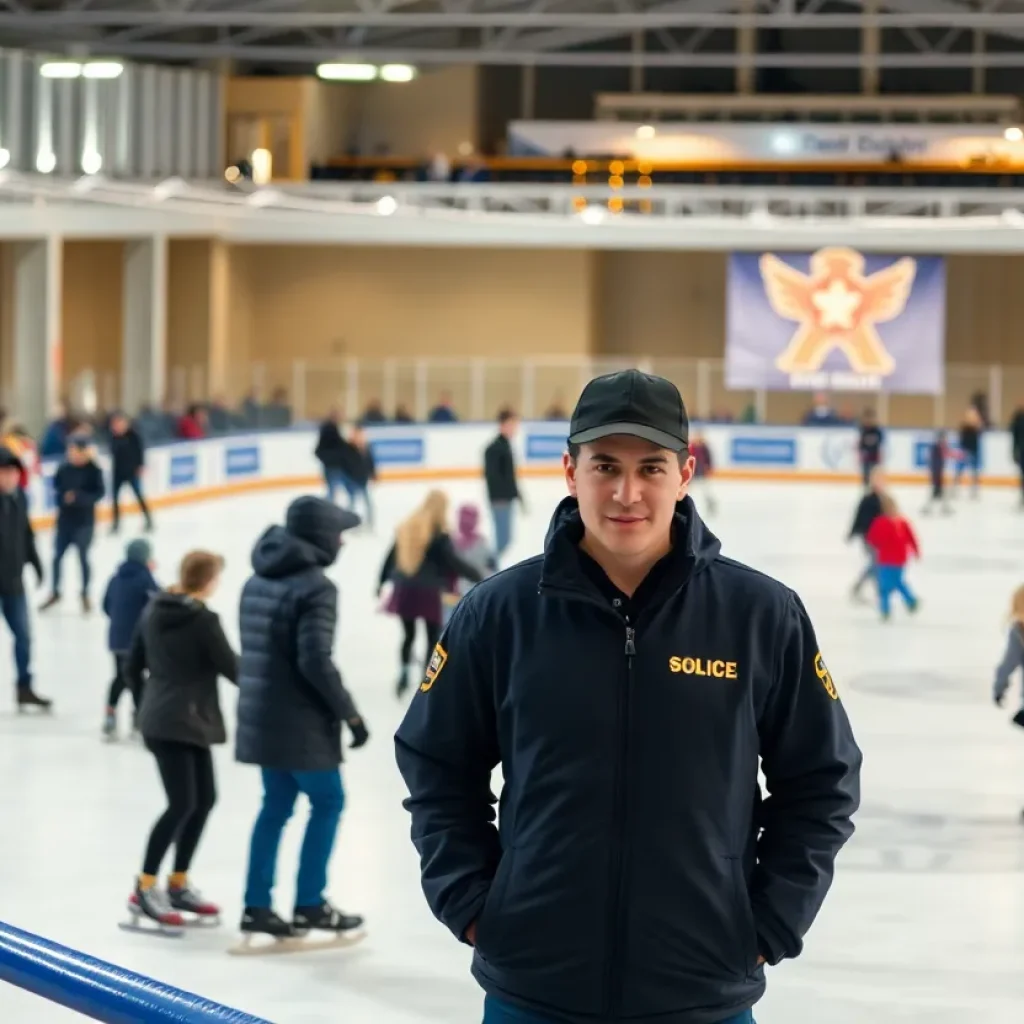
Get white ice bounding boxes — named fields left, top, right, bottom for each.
left=1, top=474, right=1023, bottom=1024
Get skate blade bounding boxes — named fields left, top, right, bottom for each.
left=182, top=914, right=221, bottom=929
left=118, top=918, right=185, bottom=938
left=227, top=930, right=365, bottom=956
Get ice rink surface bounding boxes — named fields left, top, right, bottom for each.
left=1, top=472, right=1023, bottom=1024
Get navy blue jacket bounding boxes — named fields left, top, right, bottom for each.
left=53, top=460, right=104, bottom=530
left=103, top=560, right=160, bottom=653
left=236, top=501, right=362, bottom=772
left=395, top=496, right=862, bottom=1024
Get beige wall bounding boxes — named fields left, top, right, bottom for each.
left=61, top=242, right=124, bottom=404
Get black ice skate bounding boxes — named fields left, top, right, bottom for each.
left=81, top=594, right=92, bottom=614
left=102, top=708, right=117, bottom=741
left=240, top=907, right=296, bottom=938
left=121, top=885, right=186, bottom=937
left=168, top=884, right=221, bottom=926
left=17, top=688, right=53, bottom=713
left=292, top=900, right=364, bottom=935
left=38, top=594, right=59, bottom=612
left=229, top=904, right=364, bottom=956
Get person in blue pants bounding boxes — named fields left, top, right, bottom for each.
left=236, top=496, right=370, bottom=939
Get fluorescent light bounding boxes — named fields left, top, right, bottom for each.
left=1005, top=126, right=1023, bottom=143
left=635, top=124, right=656, bottom=140
left=376, top=195, right=397, bottom=216
left=83, top=61, right=123, bottom=79
left=0, top=148, right=9, bottom=170
left=81, top=149, right=102, bottom=175
left=317, top=63, right=377, bottom=81
left=380, top=64, right=416, bottom=83
left=40, top=61, right=82, bottom=79
left=580, top=205, right=605, bottom=225
left=36, top=151, right=56, bottom=173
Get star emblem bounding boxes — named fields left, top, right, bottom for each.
left=759, top=247, right=916, bottom=376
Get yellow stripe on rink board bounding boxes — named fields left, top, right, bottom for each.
left=27, top=466, right=1022, bottom=530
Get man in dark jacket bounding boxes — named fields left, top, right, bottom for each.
left=483, top=408, right=522, bottom=564
left=395, top=370, right=862, bottom=1024
left=40, top=435, right=105, bottom=613
left=109, top=412, right=153, bottom=533
left=0, top=447, right=50, bottom=710
left=1011, top=404, right=1024, bottom=506
left=237, top=495, right=370, bottom=940
left=847, top=465, right=885, bottom=602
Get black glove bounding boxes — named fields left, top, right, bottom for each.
left=347, top=717, right=369, bottom=749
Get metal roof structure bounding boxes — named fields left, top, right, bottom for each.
left=6, top=0, right=1024, bottom=70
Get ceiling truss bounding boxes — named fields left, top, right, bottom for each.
left=3, top=0, right=1024, bottom=69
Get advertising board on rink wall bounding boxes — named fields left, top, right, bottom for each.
left=725, top=248, right=946, bottom=395
left=21, top=423, right=1019, bottom=528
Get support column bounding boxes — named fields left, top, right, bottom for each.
left=121, top=236, right=167, bottom=412
left=861, top=0, right=880, bottom=95
left=12, top=237, right=61, bottom=434
left=207, top=239, right=231, bottom=397
left=972, top=29, right=986, bottom=95
left=736, top=0, right=756, bottom=95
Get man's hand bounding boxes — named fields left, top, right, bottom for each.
left=63, top=491, right=75, bottom=504
left=347, top=716, right=369, bottom=749
left=757, top=955, right=766, bottom=966
left=464, top=921, right=477, bottom=946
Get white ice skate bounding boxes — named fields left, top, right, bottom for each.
left=120, top=886, right=186, bottom=938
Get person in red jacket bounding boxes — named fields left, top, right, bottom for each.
left=865, top=492, right=920, bottom=621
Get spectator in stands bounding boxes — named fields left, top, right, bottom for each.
left=205, top=396, right=236, bottom=435
left=240, top=389, right=262, bottom=429
left=109, top=412, right=153, bottom=534
left=428, top=392, right=458, bottom=424
left=265, top=388, right=293, bottom=429
left=177, top=405, right=207, bottom=441
left=393, top=403, right=415, bottom=423
left=483, top=409, right=522, bottom=564
left=39, top=400, right=78, bottom=458
left=802, top=392, right=843, bottom=426
left=360, top=399, right=387, bottom=425
left=544, top=397, right=567, bottom=420
left=1012, top=403, right=1024, bottom=507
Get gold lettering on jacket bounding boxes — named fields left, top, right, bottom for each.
left=669, top=656, right=738, bottom=679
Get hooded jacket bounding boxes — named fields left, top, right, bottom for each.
left=0, top=485, right=42, bottom=596
left=129, top=591, right=239, bottom=747
left=395, top=496, right=862, bottom=1024
left=236, top=497, right=362, bottom=772
left=103, top=559, right=160, bottom=653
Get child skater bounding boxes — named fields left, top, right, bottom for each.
left=442, top=503, right=497, bottom=627
left=102, top=538, right=160, bottom=741
left=688, top=433, right=717, bottom=515
left=847, top=466, right=885, bottom=603
left=922, top=429, right=953, bottom=516
left=125, top=551, right=238, bottom=932
left=866, top=492, right=921, bottom=621
left=993, top=586, right=1024, bottom=819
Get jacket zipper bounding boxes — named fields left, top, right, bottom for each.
left=604, top=618, right=635, bottom=1019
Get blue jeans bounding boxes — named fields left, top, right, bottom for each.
left=52, top=522, right=93, bottom=597
left=482, top=999, right=754, bottom=1023
left=325, top=470, right=373, bottom=527
left=877, top=564, right=917, bottom=617
left=491, top=502, right=513, bottom=561
left=0, top=593, right=31, bottom=688
left=244, top=768, right=345, bottom=909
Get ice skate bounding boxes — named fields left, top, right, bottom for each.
left=168, top=883, right=221, bottom=927
left=395, top=664, right=412, bottom=699
left=38, top=594, right=59, bottom=612
left=81, top=594, right=92, bottom=614
left=293, top=900, right=364, bottom=937
left=120, top=884, right=186, bottom=937
left=230, top=906, right=346, bottom=956
left=102, top=708, right=117, bottom=742
left=17, top=688, right=53, bottom=714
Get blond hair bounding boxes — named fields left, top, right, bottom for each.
left=1011, top=585, right=1024, bottom=626
left=395, top=490, right=449, bottom=576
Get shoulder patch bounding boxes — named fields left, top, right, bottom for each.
left=814, top=651, right=838, bottom=700
left=420, top=642, right=448, bottom=693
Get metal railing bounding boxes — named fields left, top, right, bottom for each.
left=0, top=919, right=269, bottom=1022
left=60, top=356, right=1024, bottom=432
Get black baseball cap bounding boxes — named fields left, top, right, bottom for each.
left=568, top=369, right=689, bottom=452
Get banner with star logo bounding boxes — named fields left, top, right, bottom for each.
left=725, top=247, right=945, bottom=394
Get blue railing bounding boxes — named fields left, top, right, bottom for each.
left=0, top=921, right=271, bottom=1023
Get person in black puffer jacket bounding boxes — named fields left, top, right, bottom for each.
left=237, top=496, right=369, bottom=940
left=125, top=550, right=238, bottom=931
left=380, top=488, right=485, bottom=698
left=846, top=466, right=885, bottom=603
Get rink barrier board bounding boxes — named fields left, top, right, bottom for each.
left=23, top=423, right=1022, bottom=531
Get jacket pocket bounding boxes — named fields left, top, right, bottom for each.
left=729, top=856, right=760, bottom=978
left=473, top=847, right=514, bottom=958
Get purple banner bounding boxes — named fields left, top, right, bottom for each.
left=725, top=248, right=945, bottom=394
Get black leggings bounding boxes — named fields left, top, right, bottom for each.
left=107, top=653, right=137, bottom=710
left=401, top=618, right=440, bottom=670
left=142, top=740, right=216, bottom=877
